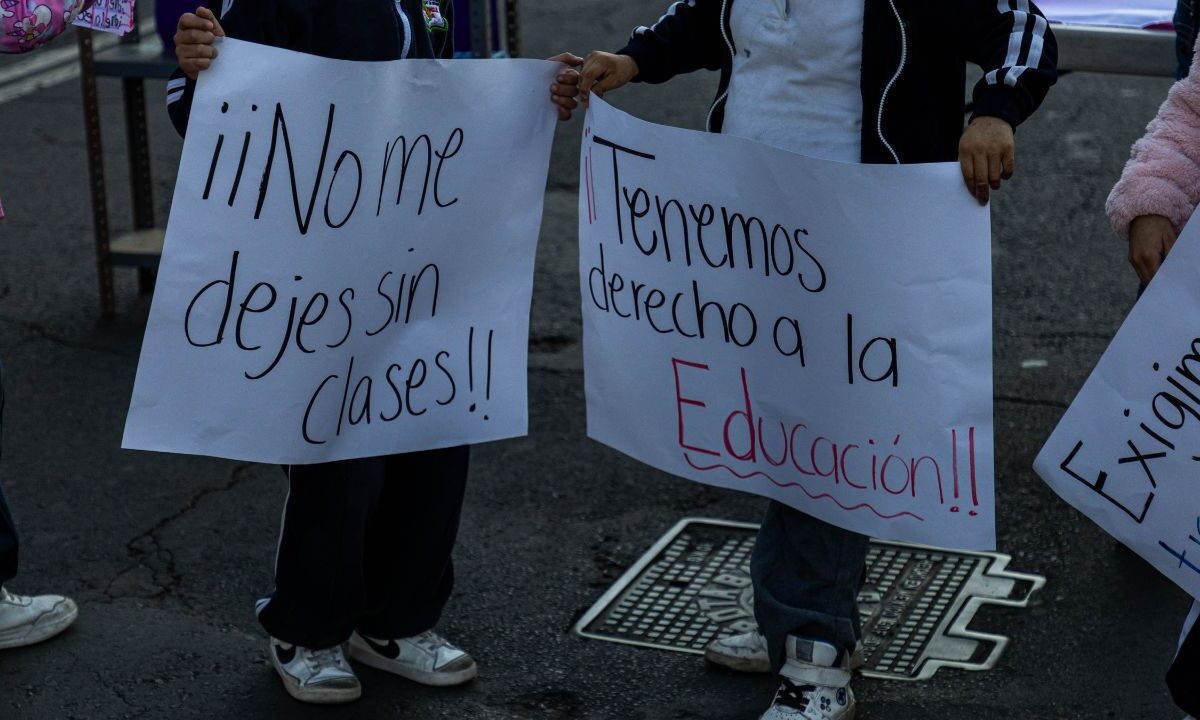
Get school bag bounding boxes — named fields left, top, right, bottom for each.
left=1, top=0, right=92, bottom=54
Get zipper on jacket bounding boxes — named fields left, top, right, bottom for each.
left=394, top=0, right=414, bottom=58
left=706, top=0, right=735, bottom=132
left=876, top=0, right=906, bottom=164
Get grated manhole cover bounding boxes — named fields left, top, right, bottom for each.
left=574, top=518, right=1044, bottom=681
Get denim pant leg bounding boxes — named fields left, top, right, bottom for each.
left=752, top=500, right=868, bottom=674
left=0, top=361, right=18, bottom=586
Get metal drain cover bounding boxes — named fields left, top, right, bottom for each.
left=574, top=518, right=1044, bottom=681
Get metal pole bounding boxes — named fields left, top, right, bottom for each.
left=77, top=28, right=116, bottom=318
left=506, top=0, right=519, bottom=58
left=121, top=12, right=157, bottom=294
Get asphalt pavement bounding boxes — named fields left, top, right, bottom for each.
left=0, top=2, right=1194, bottom=719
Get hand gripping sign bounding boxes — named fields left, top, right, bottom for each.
left=579, top=98, right=996, bottom=549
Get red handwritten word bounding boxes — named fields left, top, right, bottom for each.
left=682, top=453, right=924, bottom=521
left=671, top=357, right=981, bottom=519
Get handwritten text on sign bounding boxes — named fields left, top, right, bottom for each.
left=580, top=99, right=995, bottom=549
left=72, top=0, right=135, bottom=35
left=1035, top=216, right=1200, bottom=600
left=123, top=39, right=558, bottom=464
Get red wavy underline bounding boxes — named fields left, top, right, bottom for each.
left=683, top=453, right=926, bottom=522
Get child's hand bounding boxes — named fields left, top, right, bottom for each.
left=1129, top=214, right=1177, bottom=284
left=579, top=52, right=638, bottom=106
left=175, top=7, right=225, bottom=80
left=547, top=53, right=583, bottom=121
left=958, top=116, right=1015, bottom=206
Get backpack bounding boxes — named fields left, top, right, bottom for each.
left=1, top=0, right=91, bottom=54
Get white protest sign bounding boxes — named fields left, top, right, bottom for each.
left=123, top=39, right=558, bottom=464
left=580, top=98, right=995, bottom=549
left=1035, top=217, right=1200, bottom=600
left=72, top=0, right=135, bottom=36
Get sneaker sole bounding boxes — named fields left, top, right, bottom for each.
left=704, top=645, right=772, bottom=674
left=270, top=651, right=362, bottom=704
left=348, top=638, right=478, bottom=687
left=0, top=599, right=78, bottom=650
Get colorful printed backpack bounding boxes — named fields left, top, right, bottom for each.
left=1, top=0, right=92, bottom=54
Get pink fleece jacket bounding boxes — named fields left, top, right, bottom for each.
left=1107, top=42, right=1200, bottom=239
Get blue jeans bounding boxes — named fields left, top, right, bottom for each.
left=0, top=362, right=17, bottom=586
left=751, top=500, right=869, bottom=673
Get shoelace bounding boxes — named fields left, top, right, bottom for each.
left=302, top=646, right=350, bottom=673
left=412, top=630, right=453, bottom=654
left=774, top=678, right=815, bottom=711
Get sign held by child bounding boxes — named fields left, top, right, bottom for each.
left=72, top=0, right=135, bottom=36
left=579, top=98, right=996, bottom=550
left=123, top=39, right=559, bottom=464
left=1036, top=216, right=1200, bottom=601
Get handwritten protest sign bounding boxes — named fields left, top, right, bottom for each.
left=72, top=0, right=135, bottom=36
left=123, top=39, right=558, bottom=464
left=1035, top=217, right=1200, bottom=600
left=579, top=99, right=995, bottom=549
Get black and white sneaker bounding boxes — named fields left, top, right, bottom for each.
left=269, top=637, right=361, bottom=704
left=761, top=677, right=856, bottom=720
left=348, top=630, right=477, bottom=686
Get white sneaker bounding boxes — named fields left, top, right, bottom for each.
left=760, top=638, right=855, bottom=719
left=269, top=638, right=361, bottom=704
left=0, top=587, right=78, bottom=650
left=761, top=678, right=856, bottom=719
left=706, top=630, right=772, bottom=673
left=348, top=629, right=478, bottom=686
left=706, top=630, right=865, bottom=674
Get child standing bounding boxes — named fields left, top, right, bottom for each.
left=170, top=1, right=579, bottom=703
left=576, top=2, right=1057, bottom=718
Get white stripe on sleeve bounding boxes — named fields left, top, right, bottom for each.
left=989, top=0, right=1047, bottom=87
left=1004, top=14, right=1048, bottom=86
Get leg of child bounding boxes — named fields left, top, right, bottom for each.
left=0, top=362, right=17, bottom=587
left=357, top=445, right=469, bottom=639
left=258, top=458, right=386, bottom=650
left=752, top=501, right=868, bottom=680
left=1169, top=601, right=1200, bottom=717
left=0, top=360, right=77, bottom=652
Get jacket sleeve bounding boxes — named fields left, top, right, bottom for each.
left=616, top=0, right=727, bottom=84
left=167, top=0, right=274, bottom=137
left=1106, top=48, right=1200, bottom=239
left=963, top=0, right=1058, bottom=129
